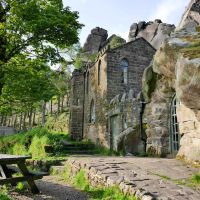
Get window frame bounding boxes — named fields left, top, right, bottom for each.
left=120, top=58, right=129, bottom=84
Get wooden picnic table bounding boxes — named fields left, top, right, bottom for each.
left=0, top=154, right=47, bottom=194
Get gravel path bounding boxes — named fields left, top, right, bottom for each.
left=9, top=176, right=88, bottom=200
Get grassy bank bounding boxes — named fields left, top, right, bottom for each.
left=52, top=165, right=136, bottom=200
left=0, top=127, right=68, bottom=159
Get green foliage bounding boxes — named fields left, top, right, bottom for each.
left=0, top=193, right=11, bottom=200
left=0, top=186, right=11, bottom=200
left=45, top=113, right=69, bottom=132
left=12, top=143, right=27, bottom=156
left=109, top=35, right=126, bottom=49
left=55, top=166, right=135, bottom=200
left=29, top=135, right=50, bottom=159
left=0, top=127, right=68, bottom=159
left=73, top=169, right=90, bottom=191
left=16, top=182, right=25, bottom=191
left=74, top=52, right=98, bottom=69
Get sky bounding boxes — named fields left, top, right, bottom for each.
left=63, top=0, right=191, bottom=45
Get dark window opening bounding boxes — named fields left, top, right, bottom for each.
left=90, top=99, right=95, bottom=123
left=120, top=58, right=128, bottom=84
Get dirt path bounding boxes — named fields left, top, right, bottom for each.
left=9, top=176, right=88, bottom=200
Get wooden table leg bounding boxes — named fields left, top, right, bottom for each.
left=17, top=162, right=40, bottom=194
left=0, top=164, right=16, bottom=186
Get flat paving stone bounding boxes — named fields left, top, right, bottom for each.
left=67, top=156, right=200, bottom=200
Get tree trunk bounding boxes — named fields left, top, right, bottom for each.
left=19, top=112, right=23, bottom=130
left=29, top=108, right=33, bottom=129
left=23, top=112, right=27, bottom=130
left=14, top=114, right=17, bottom=129
left=3, top=115, right=7, bottom=126
left=50, top=99, right=53, bottom=116
left=33, top=109, right=36, bottom=126
left=0, top=115, right=4, bottom=126
left=57, top=96, right=60, bottom=115
left=61, top=96, right=64, bottom=113
left=41, top=101, right=46, bottom=126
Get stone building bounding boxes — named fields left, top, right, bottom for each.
left=69, top=0, right=200, bottom=163
left=69, top=33, right=156, bottom=152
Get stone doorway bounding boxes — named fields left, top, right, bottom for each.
left=170, top=95, right=180, bottom=154
left=110, top=115, right=120, bottom=151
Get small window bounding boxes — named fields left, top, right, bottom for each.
left=98, top=60, right=101, bottom=85
left=120, top=58, right=128, bottom=84
left=90, top=99, right=95, bottom=123
left=77, top=98, right=80, bottom=106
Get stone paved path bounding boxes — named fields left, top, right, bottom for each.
left=9, top=176, right=88, bottom=200
left=66, top=156, right=200, bottom=200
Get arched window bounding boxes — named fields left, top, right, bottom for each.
left=90, top=99, right=95, bottom=123
left=98, top=60, right=101, bottom=85
left=120, top=58, right=128, bottom=84
left=86, top=72, right=89, bottom=94
left=170, top=95, right=180, bottom=153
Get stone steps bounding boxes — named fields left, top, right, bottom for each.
left=61, top=140, right=96, bottom=155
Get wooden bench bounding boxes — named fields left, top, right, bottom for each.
left=0, top=154, right=48, bottom=194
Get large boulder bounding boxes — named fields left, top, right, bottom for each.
left=128, top=20, right=175, bottom=49
left=143, top=0, right=200, bottom=163
left=83, top=27, right=108, bottom=53
left=177, top=0, right=200, bottom=30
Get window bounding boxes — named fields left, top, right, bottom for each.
left=77, top=98, right=80, bottom=106
left=170, top=95, right=180, bottom=153
left=90, top=99, right=95, bottom=123
left=98, top=60, right=101, bottom=85
left=120, top=58, right=128, bottom=84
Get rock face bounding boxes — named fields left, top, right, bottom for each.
left=128, top=20, right=175, bottom=49
left=142, top=0, right=200, bottom=163
left=177, top=0, right=200, bottom=30
left=83, top=27, right=108, bottom=53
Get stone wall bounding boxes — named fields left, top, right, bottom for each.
left=83, top=39, right=155, bottom=148
left=107, top=90, right=145, bottom=154
left=107, top=38, right=156, bottom=102
left=0, top=126, right=16, bottom=136
left=83, top=50, right=109, bottom=147
left=69, top=69, right=85, bottom=140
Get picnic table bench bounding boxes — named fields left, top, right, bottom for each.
left=0, top=154, right=48, bottom=194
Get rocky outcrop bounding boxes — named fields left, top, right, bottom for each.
left=83, top=27, right=108, bottom=53
left=142, top=0, right=200, bottom=163
left=128, top=20, right=175, bottom=49
left=177, top=0, right=200, bottom=30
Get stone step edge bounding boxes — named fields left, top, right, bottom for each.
left=59, top=158, right=156, bottom=200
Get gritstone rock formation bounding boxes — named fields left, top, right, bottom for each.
left=128, top=19, right=175, bottom=49
left=142, top=0, right=200, bottom=163
left=177, top=0, right=200, bottom=30
left=83, top=27, right=108, bottom=53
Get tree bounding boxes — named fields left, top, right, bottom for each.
left=0, top=0, right=83, bottom=93
left=0, top=55, right=57, bottom=119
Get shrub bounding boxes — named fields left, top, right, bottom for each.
left=29, top=135, right=50, bottom=159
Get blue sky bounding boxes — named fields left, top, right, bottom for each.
left=63, top=0, right=190, bottom=45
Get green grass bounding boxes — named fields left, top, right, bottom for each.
left=0, top=127, right=68, bottom=159
left=153, top=172, right=200, bottom=191
left=0, top=186, right=11, bottom=200
left=0, top=193, right=11, bottom=200
left=54, top=166, right=136, bottom=200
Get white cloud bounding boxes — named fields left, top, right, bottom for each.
left=149, top=0, right=189, bottom=24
